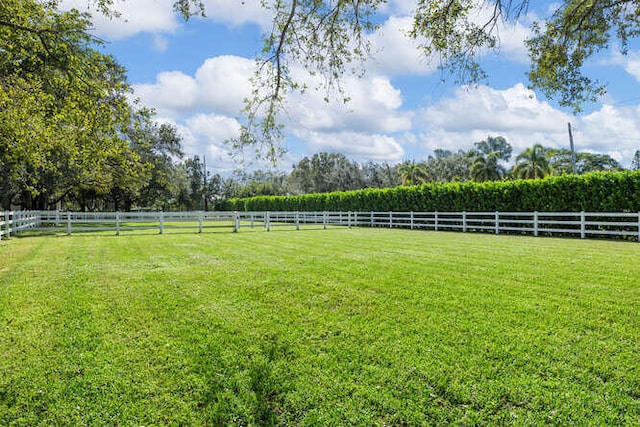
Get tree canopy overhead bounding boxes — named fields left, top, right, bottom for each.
left=210, top=0, right=640, bottom=161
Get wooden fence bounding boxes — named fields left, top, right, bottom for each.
left=1, top=210, right=639, bottom=242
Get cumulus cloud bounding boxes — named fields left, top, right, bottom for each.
left=201, top=0, right=272, bottom=29
left=295, top=130, right=405, bottom=163
left=133, top=55, right=256, bottom=118
left=415, top=83, right=640, bottom=166
left=134, top=55, right=412, bottom=164
left=366, top=16, right=436, bottom=76
left=61, top=0, right=179, bottom=39
left=286, top=68, right=412, bottom=134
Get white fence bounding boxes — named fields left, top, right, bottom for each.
left=0, top=211, right=40, bottom=240
left=1, top=210, right=639, bottom=242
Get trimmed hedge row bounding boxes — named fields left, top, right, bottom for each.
left=225, top=171, right=640, bottom=213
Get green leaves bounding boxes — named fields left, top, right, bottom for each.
left=230, top=171, right=640, bottom=213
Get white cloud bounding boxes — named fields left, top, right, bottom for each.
left=287, top=68, right=412, bottom=134
left=61, top=0, right=179, bottom=39
left=202, top=0, right=272, bottom=29
left=172, top=114, right=240, bottom=171
left=295, top=130, right=405, bottom=163
left=367, top=16, right=436, bottom=76
left=133, top=56, right=255, bottom=118
left=415, top=83, right=640, bottom=166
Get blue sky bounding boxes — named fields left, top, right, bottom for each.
left=63, top=0, right=640, bottom=172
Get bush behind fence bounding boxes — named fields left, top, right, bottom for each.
left=225, top=171, right=640, bottom=213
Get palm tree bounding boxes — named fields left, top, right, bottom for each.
left=513, top=144, right=552, bottom=179
left=470, top=152, right=505, bottom=182
left=398, top=162, right=429, bottom=186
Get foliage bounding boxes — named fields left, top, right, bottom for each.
left=1, top=230, right=638, bottom=424
left=228, top=171, right=640, bottom=213
left=0, top=0, right=146, bottom=210
left=398, top=161, right=429, bottom=186
left=514, top=143, right=552, bottom=179
left=424, top=149, right=474, bottom=182
left=545, top=148, right=623, bottom=175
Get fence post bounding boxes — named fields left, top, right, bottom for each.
left=347, top=211, right=351, bottom=229
left=638, top=212, right=640, bottom=243
left=250, top=213, right=255, bottom=229
left=116, top=212, right=120, bottom=236
left=534, top=211, right=539, bottom=237
left=159, top=212, right=164, bottom=234
left=463, top=211, right=467, bottom=232
left=233, top=211, right=240, bottom=232
left=434, top=211, right=439, bottom=231
left=67, top=211, right=71, bottom=236
left=14, top=211, right=20, bottom=235
left=55, top=210, right=60, bottom=227
left=266, top=211, right=271, bottom=231
left=296, top=211, right=300, bottom=230
left=198, top=216, right=203, bottom=233
left=410, top=211, right=414, bottom=230
left=580, top=211, right=585, bottom=239
left=389, top=211, right=393, bottom=228
left=495, top=211, right=500, bottom=235
left=323, top=211, right=327, bottom=230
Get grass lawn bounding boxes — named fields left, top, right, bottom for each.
left=0, top=228, right=638, bottom=425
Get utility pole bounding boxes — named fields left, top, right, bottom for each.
left=568, top=122, right=577, bottom=174
left=203, top=155, right=208, bottom=211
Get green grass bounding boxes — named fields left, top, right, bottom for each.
left=1, top=229, right=639, bottom=425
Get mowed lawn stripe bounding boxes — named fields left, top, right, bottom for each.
left=0, top=229, right=638, bottom=425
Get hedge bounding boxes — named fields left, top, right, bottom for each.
left=225, top=171, right=640, bottom=213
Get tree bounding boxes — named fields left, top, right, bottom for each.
left=632, top=150, right=640, bottom=171
left=544, top=148, right=622, bottom=175
left=513, top=144, right=552, bottom=179
left=470, top=153, right=505, bottom=182
left=0, top=0, right=144, bottom=209
left=425, top=149, right=475, bottom=182
left=474, top=136, right=512, bottom=162
left=398, top=162, right=429, bottom=186
left=469, top=136, right=511, bottom=182
left=288, top=152, right=364, bottom=194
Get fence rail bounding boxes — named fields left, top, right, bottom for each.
left=1, top=210, right=639, bottom=242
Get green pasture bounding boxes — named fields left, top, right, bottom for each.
left=0, top=229, right=638, bottom=425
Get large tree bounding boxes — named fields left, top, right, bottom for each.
left=0, top=0, right=145, bottom=209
